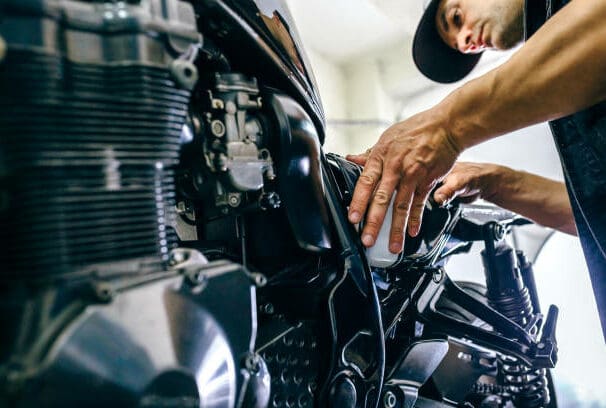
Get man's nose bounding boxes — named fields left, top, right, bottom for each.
left=456, top=26, right=475, bottom=53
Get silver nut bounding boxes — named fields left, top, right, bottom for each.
left=383, top=391, right=397, bottom=408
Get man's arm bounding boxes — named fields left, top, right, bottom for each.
left=445, top=0, right=606, bottom=149
left=433, top=162, right=576, bottom=235
left=348, top=0, right=606, bottom=253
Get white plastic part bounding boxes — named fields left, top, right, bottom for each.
left=365, top=193, right=400, bottom=268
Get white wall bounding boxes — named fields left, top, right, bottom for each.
left=304, top=49, right=349, bottom=154
left=305, top=36, right=564, bottom=181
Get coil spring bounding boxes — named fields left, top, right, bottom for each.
left=500, top=356, right=549, bottom=407
left=471, top=382, right=508, bottom=396
left=490, top=287, right=550, bottom=407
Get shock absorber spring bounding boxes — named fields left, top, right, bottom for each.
left=482, top=242, right=550, bottom=407
left=499, top=355, right=549, bottom=407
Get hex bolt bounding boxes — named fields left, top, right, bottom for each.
left=228, top=194, right=241, bottom=207
left=383, top=391, right=397, bottom=408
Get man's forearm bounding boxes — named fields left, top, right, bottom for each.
left=485, top=166, right=576, bottom=235
left=437, top=0, right=606, bottom=151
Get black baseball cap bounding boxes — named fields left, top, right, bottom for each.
left=412, top=0, right=483, bottom=83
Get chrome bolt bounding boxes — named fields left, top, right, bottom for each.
left=432, top=268, right=444, bottom=283
left=383, top=391, right=397, bottom=408
left=228, top=193, right=241, bottom=207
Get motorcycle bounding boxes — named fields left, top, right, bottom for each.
left=0, top=0, right=559, bottom=407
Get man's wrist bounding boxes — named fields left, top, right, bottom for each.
left=438, top=90, right=477, bottom=152
left=482, top=164, right=518, bottom=203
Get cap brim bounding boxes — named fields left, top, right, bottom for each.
left=412, top=0, right=482, bottom=83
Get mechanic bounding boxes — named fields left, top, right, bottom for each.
left=346, top=0, right=606, bottom=337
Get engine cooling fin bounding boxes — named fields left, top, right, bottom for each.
left=0, top=50, right=191, bottom=280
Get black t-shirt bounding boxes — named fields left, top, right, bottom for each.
left=527, top=0, right=606, bottom=340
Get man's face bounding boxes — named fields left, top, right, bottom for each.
left=435, top=0, right=524, bottom=54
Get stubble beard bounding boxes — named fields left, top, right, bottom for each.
left=492, top=1, right=524, bottom=50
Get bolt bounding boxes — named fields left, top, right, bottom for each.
left=95, top=283, right=114, bottom=303
left=210, top=120, right=226, bottom=137
left=228, top=193, right=241, bottom=207
left=244, top=353, right=260, bottom=373
left=262, top=303, right=274, bottom=315
left=383, top=391, right=397, bottom=408
left=432, top=268, right=444, bottom=283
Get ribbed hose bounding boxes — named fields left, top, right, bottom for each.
left=0, top=50, right=191, bottom=280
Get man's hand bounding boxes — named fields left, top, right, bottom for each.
left=435, top=162, right=577, bottom=235
left=433, top=162, right=501, bottom=205
left=346, top=110, right=460, bottom=254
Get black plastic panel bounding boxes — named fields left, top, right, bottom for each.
left=269, top=94, right=332, bottom=252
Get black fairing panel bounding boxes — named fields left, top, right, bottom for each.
left=269, top=93, right=332, bottom=252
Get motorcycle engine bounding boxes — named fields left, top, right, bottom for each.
left=0, top=1, right=263, bottom=406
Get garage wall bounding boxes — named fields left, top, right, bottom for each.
left=305, top=38, right=564, bottom=181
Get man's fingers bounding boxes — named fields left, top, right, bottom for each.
left=346, top=147, right=374, bottom=166
left=434, top=170, right=473, bottom=204
left=388, top=184, right=414, bottom=254
left=408, top=188, right=431, bottom=237
left=348, top=157, right=383, bottom=224
left=359, top=175, right=400, bottom=248
left=433, top=183, right=456, bottom=204
left=346, top=153, right=369, bottom=166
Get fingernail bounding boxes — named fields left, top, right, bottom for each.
left=390, top=242, right=401, bottom=254
left=434, top=194, right=445, bottom=203
left=362, top=234, right=374, bottom=247
left=349, top=211, right=361, bottom=223
left=409, top=224, right=419, bottom=237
